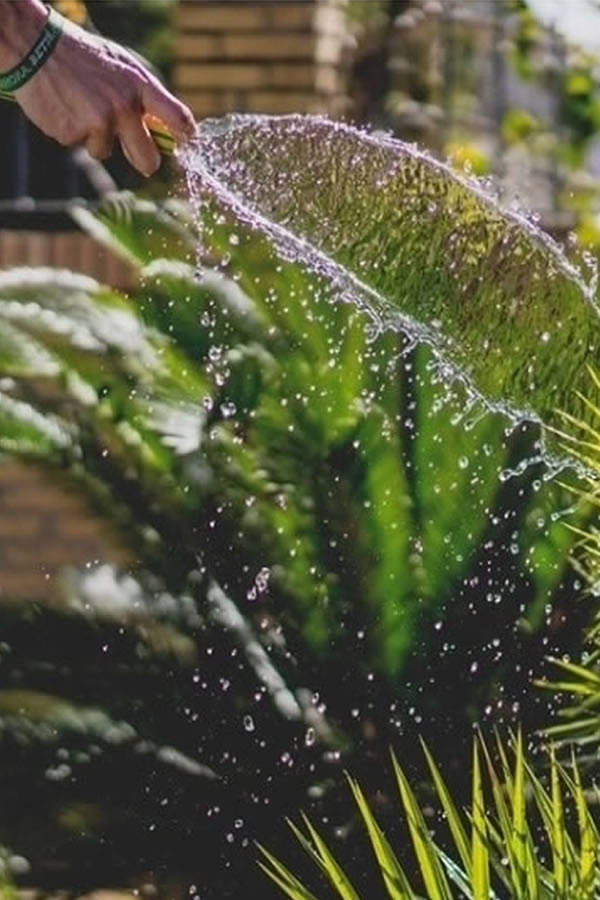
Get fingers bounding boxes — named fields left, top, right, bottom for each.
left=85, top=127, right=115, bottom=161
left=116, top=111, right=161, bottom=177
left=141, top=78, right=196, bottom=143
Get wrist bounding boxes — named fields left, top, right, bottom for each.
left=0, top=0, right=49, bottom=70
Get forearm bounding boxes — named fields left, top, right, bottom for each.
left=0, top=0, right=49, bottom=70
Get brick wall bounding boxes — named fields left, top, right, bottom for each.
left=0, top=462, right=128, bottom=601
left=0, top=231, right=135, bottom=285
left=0, top=238, right=134, bottom=601
left=174, top=0, right=350, bottom=118
left=0, top=233, right=135, bottom=601
left=0, top=0, right=352, bottom=601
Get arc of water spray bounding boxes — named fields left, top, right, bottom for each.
left=178, top=113, right=600, bottom=466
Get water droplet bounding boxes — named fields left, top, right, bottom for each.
left=304, top=727, right=316, bottom=747
left=220, top=401, right=237, bottom=418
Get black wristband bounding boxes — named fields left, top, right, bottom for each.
left=0, top=8, right=64, bottom=93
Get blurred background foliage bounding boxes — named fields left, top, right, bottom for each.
left=348, top=0, right=600, bottom=237
left=65, top=0, right=178, bottom=77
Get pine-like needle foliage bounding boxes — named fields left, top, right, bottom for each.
left=260, top=734, right=599, bottom=900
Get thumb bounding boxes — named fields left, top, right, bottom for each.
left=142, top=78, right=196, bottom=143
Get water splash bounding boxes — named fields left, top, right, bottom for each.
left=179, top=114, right=600, bottom=462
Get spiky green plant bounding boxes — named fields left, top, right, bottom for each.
left=0, top=192, right=591, bottom=890
left=259, top=732, right=599, bottom=900
left=532, top=374, right=600, bottom=749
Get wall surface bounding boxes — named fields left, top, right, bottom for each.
left=174, top=0, right=349, bottom=118
left=0, top=231, right=134, bottom=284
left=0, top=462, right=128, bottom=601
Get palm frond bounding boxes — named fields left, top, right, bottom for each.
left=260, top=736, right=600, bottom=900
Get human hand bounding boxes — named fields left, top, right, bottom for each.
left=10, top=5, right=196, bottom=176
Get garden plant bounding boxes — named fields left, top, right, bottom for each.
left=0, top=183, right=596, bottom=897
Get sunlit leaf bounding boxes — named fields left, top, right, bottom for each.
left=421, top=738, right=471, bottom=879
left=346, top=773, right=416, bottom=900
left=287, top=816, right=362, bottom=900
left=471, top=740, right=490, bottom=900
left=391, top=750, right=453, bottom=900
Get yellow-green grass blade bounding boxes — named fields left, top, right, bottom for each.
left=391, top=750, right=453, bottom=900
left=544, top=718, right=600, bottom=742
left=570, top=753, right=597, bottom=898
left=545, top=658, right=600, bottom=688
left=524, top=756, right=576, bottom=894
left=522, top=817, right=541, bottom=900
left=507, top=731, right=525, bottom=864
left=558, top=756, right=598, bottom=898
left=471, top=741, right=490, bottom=900
left=490, top=733, right=539, bottom=900
left=421, top=739, right=471, bottom=879
left=286, top=819, right=334, bottom=879
left=586, top=363, right=600, bottom=392
left=346, top=773, right=417, bottom=900
left=573, top=389, right=600, bottom=422
left=256, top=843, right=323, bottom=900
left=549, top=424, right=600, bottom=455
left=564, top=692, right=600, bottom=714
left=437, top=850, right=473, bottom=899
left=536, top=679, right=600, bottom=698
left=562, top=498, right=600, bottom=520
left=557, top=406, right=600, bottom=437
left=480, top=739, right=521, bottom=896
left=550, top=748, right=568, bottom=899
left=287, top=815, right=362, bottom=900
left=512, top=730, right=540, bottom=900
left=560, top=447, right=600, bottom=474
left=493, top=730, right=514, bottom=796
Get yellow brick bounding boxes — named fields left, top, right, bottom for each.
left=49, top=232, right=88, bottom=269
left=315, top=64, right=341, bottom=94
left=223, top=34, right=315, bottom=60
left=175, top=34, right=224, bottom=60
left=267, top=4, right=316, bottom=30
left=0, top=231, right=28, bottom=268
left=0, top=517, right=42, bottom=538
left=266, top=62, right=339, bottom=92
left=0, top=544, right=103, bottom=567
left=176, top=91, right=239, bottom=118
left=0, top=232, right=133, bottom=289
left=245, top=91, right=329, bottom=115
left=176, top=61, right=335, bottom=93
left=0, top=572, right=49, bottom=598
left=22, top=232, right=52, bottom=266
left=176, top=3, right=267, bottom=32
left=266, top=63, right=316, bottom=89
left=0, top=462, right=33, bottom=487
left=5, top=487, right=80, bottom=513
left=175, top=62, right=267, bottom=89
left=53, top=516, right=116, bottom=541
